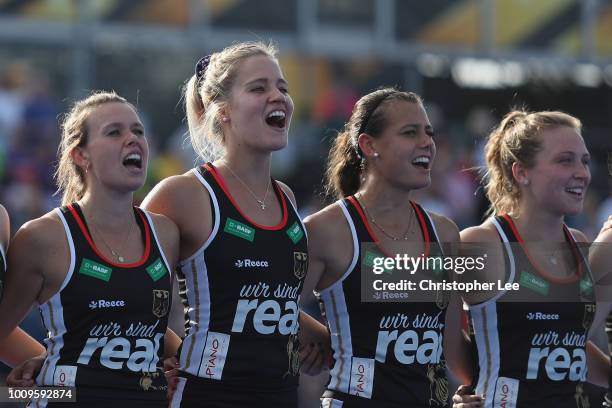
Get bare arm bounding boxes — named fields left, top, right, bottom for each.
left=0, top=327, right=45, bottom=367
left=586, top=340, right=610, bottom=387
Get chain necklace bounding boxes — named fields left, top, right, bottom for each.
left=222, top=162, right=271, bottom=210
left=83, top=206, right=135, bottom=263
left=356, top=194, right=415, bottom=241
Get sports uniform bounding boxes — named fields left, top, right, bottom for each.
left=605, top=313, right=612, bottom=407
left=170, top=163, right=308, bottom=407
left=465, top=214, right=595, bottom=408
left=317, top=196, right=450, bottom=408
left=31, top=203, right=172, bottom=407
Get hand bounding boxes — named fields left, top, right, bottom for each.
left=6, top=353, right=46, bottom=387
left=451, top=384, right=484, bottom=408
left=299, top=342, right=329, bottom=376
left=164, top=356, right=179, bottom=401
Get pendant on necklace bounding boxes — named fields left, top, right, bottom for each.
left=257, top=200, right=266, bottom=210
left=111, top=250, right=125, bottom=263
left=549, top=256, right=558, bottom=265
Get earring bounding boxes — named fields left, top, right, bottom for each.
left=522, top=179, right=529, bottom=186
left=372, top=152, right=379, bottom=158
left=221, top=116, right=229, bottom=123
left=85, top=163, right=89, bottom=174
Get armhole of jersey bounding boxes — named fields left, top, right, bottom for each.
left=421, top=209, right=444, bottom=256
left=278, top=182, right=308, bottom=241
left=142, top=210, right=173, bottom=279
left=315, top=200, right=359, bottom=296
left=179, top=168, right=221, bottom=266
left=54, top=208, right=77, bottom=293
left=565, top=227, right=593, bottom=283
left=0, top=242, right=5, bottom=270
left=466, top=217, right=516, bottom=310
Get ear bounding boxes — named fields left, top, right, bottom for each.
left=70, top=147, right=89, bottom=172
left=357, top=133, right=379, bottom=159
left=219, top=103, right=230, bottom=124
left=511, top=162, right=530, bottom=186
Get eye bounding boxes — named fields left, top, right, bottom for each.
left=107, top=129, right=120, bottom=136
left=425, top=128, right=435, bottom=137
left=279, top=87, right=289, bottom=94
left=251, top=86, right=265, bottom=93
left=133, top=128, right=144, bottom=136
left=403, top=129, right=417, bottom=136
left=582, top=157, right=591, bottom=166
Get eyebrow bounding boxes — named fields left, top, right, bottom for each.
left=244, top=77, right=288, bottom=87
left=102, top=122, right=144, bottom=131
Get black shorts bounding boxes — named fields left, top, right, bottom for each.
left=170, top=371, right=297, bottom=408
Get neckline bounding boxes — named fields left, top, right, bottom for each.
left=204, top=163, right=288, bottom=231
left=500, top=214, right=582, bottom=284
left=68, top=203, right=151, bottom=268
left=347, top=196, right=431, bottom=258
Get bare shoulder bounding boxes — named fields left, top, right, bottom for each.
left=275, top=180, right=297, bottom=208
left=460, top=219, right=499, bottom=242
left=11, top=210, right=65, bottom=260
left=567, top=227, right=588, bottom=243
left=424, top=210, right=460, bottom=242
left=143, top=172, right=206, bottom=211
left=304, top=201, right=347, bottom=240
left=595, top=228, right=612, bottom=244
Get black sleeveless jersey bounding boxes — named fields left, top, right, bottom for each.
left=465, top=215, right=595, bottom=408
left=172, top=164, right=307, bottom=400
left=34, top=204, right=172, bottom=402
left=317, top=196, right=450, bottom=408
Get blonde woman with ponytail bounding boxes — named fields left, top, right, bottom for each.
left=453, top=109, right=610, bottom=408
left=302, top=87, right=473, bottom=407
left=141, top=42, right=326, bottom=407
left=0, top=91, right=180, bottom=406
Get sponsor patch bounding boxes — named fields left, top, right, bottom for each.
left=224, top=218, right=255, bottom=242
left=54, top=365, right=77, bottom=387
left=493, top=376, right=519, bottom=408
left=198, top=331, right=230, bottom=380
left=146, top=258, right=168, bottom=282
left=152, top=290, right=170, bottom=318
left=286, top=221, right=304, bottom=244
left=349, top=357, right=375, bottom=399
left=519, top=271, right=549, bottom=296
left=79, top=258, right=112, bottom=282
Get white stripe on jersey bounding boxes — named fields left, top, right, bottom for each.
left=36, top=209, right=76, bottom=387
left=170, top=376, right=187, bottom=407
left=471, top=302, right=501, bottom=408
left=315, top=200, right=359, bottom=394
left=178, top=168, right=220, bottom=375
left=143, top=210, right=173, bottom=282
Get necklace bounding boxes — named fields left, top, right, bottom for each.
left=84, top=207, right=135, bottom=263
left=223, top=162, right=271, bottom=210
left=356, top=194, right=415, bottom=241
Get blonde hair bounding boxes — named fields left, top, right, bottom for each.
left=55, top=91, right=134, bottom=205
left=324, top=88, right=423, bottom=199
left=184, top=41, right=278, bottom=162
left=484, top=109, right=582, bottom=215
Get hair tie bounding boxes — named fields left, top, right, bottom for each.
left=195, top=55, right=211, bottom=81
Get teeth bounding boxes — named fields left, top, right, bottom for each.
left=126, top=153, right=141, bottom=161
left=267, top=110, right=285, bottom=119
left=566, top=187, right=583, bottom=194
left=412, top=156, right=430, bottom=164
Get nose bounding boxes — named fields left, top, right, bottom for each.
left=269, top=87, right=286, bottom=103
left=574, top=161, right=590, bottom=182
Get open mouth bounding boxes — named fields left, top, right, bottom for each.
left=123, top=153, right=143, bottom=169
left=265, top=110, right=286, bottom=129
left=412, top=156, right=431, bottom=170
left=565, top=187, right=584, bottom=197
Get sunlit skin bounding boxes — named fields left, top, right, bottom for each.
left=359, top=100, right=436, bottom=194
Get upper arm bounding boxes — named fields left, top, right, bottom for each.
left=149, top=213, right=180, bottom=274
left=428, top=212, right=460, bottom=256
left=0, top=219, right=53, bottom=340
left=0, top=204, right=10, bottom=250
left=142, top=174, right=212, bottom=260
